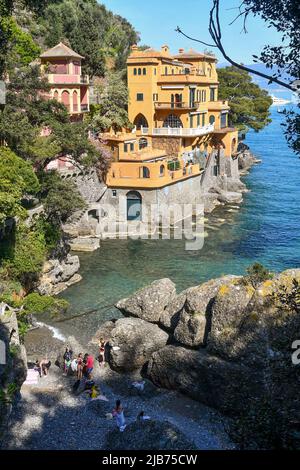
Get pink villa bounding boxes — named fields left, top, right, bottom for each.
left=40, top=42, right=90, bottom=121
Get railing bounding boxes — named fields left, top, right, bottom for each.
left=140, top=127, right=149, bottom=135
left=151, top=124, right=214, bottom=137
left=154, top=102, right=198, bottom=110
left=81, top=104, right=89, bottom=112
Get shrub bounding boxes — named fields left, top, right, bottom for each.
left=242, top=263, right=273, bottom=288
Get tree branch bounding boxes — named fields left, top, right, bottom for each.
left=177, top=0, right=295, bottom=92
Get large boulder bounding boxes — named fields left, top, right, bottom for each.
left=207, top=270, right=300, bottom=367
left=116, top=279, right=176, bottom=323
left=159, top=292, right=186, bottom=332
left=37, top=254, right=81, bottom=295
left=173, top=276, right=240, bottom=348
left=108, top=318, right=169, bottom=372
left=147, top=345, right=265, bottom=414
left=105, top=419, right=196, bottom=450
left=206, top=282, right=256, bottom=363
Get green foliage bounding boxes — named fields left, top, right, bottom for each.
left=90, top=71, right=131, bottom=132
left=0, top=146, right=40, bottom=223
left=23, top=292, right=69, bottom=316
left=218, top=66, right=272, bottom=132
left=2, top=224, right=47, bottom=287
left=272, top=279, right=300, bottom=314
left=243, top=263, right=273, bottom=288
left=33, top=216, right=61, bottom=250
left=0, top=65, right=101, bottom=168
left=29, top=0, right=139, bottom=77
left=8, top=17, right=41, bottom=67
left=39, top=171, right=86, bottom=223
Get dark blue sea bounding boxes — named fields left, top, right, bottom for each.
left=51, top=106, right=300, bottom=341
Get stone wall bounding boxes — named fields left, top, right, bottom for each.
left=152, top=136, right=182, bottom=156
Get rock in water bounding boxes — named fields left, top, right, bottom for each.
left=108, top=318, right=169, bottom=372
left=105, top=420, right=196, bottom=450
left=115, top=278, right=176, bottom=323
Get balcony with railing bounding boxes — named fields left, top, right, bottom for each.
left=141, top=124, right=214, bottom=137
left=154, top=101, right=198, bottom=110
left=47, top=74, right=90, bottom=85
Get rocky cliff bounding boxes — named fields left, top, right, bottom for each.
left=0, top=303, right=27, bottom=440
left=108, top=269, right=300, bottom=448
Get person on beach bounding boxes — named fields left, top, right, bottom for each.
left=40, top=359, right=51, bottom=376
left=112, top=399, right=126, bottom=431
left=98, top=338, right=106, bottom=367
left=34, top=360, right=42, bottom=377
left=63, top=346, right=73, bottom=374
left=85, top=353, right=94, bottom=379
left=77, top=353, right=84, bottom=380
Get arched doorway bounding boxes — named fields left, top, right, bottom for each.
left=127, top=191, right=142, bottom=221
left=134, top=114, right=149, bottom=130
left=163, top=114, right=183, bottom=128
left=61, top=90, right=70, bottom=112
left=73, top=90, right=78, bottom=112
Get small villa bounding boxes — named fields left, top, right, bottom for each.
left=40, top=42, right=90, bottom=121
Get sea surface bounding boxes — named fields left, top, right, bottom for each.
left=43, top=106, right=300, bottom=343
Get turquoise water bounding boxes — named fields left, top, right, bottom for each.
left=49, top=107, right=300, bottom=342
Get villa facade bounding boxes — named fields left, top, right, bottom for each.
left=40, top=42, right=90, bottom=121
left=100, top=45, right=238, bottom=223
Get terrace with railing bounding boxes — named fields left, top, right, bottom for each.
left=141, top=124, right=214, bottom=137
left=106, top=159, right=203, bottom=189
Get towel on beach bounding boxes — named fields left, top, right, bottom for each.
left=24, top=369, right=39, bottom=385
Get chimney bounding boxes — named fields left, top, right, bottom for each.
left=161, top=45, right=170, bottom=53
left=178, top=48, right=184, bottom=54
left=131, top=44, right=138, bottom=51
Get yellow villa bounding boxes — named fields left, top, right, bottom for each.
left=103, top=45, right=238, bottom=195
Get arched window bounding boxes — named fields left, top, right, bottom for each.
left=163, top=114, right=183, bottom=128
left=160, top=165, right=165, bottom=176
left=138, top=68, right=142, bottom=75
left=53, top=90, right=59, bottom=101
left=141, top=166, right=150, bottom=178
left=143, top=68, right=146, bottom=75
left=134, top=68, right=137, bottom=75
left=134, top=114, right=149, bottom=130
left=127, top=191, right=142, bottom=221
left=139, top=138, right=148, bottom=150
left=72, top=90, right=78, bottom=112
left=209, top=115, right=215, bottom=125
left=61, top=90, right=70, bottom=112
